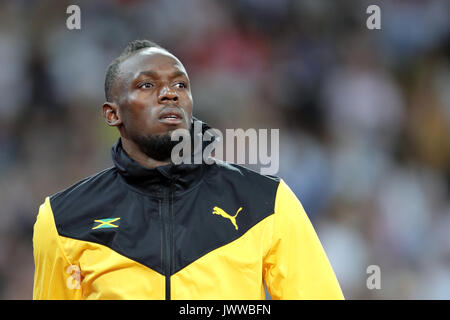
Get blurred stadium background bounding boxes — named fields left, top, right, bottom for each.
left=0, top=0, right=449, bottom=299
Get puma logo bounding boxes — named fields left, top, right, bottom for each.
left=212, top=206, right=244, bottom=230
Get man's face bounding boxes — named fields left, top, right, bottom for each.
left=113, top=47, right=193, bottom=150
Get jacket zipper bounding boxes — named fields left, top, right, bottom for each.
left=161, top=181, right=174, bottom=300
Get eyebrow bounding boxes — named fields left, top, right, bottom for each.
left=136, top=70, right=188, bottom=80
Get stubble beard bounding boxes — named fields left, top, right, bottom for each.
left=134, top=121, right=194, bottom=162
left=133, top=131, right=180, bottom=162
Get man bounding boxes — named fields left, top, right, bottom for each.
left=33, top=40, right=344, bottom=300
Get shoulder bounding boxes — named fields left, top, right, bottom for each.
left=50, top=167, right=116, bottom=204
left=210, top=159, right=280, bottom=185
left=205, top=160, right=282, bottom=204
left=48, top=167, right=122, bottom=226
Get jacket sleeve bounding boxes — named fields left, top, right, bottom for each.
left=263, top=179, right=344, bottom=300
left=33, top=197, right=82, bottom=300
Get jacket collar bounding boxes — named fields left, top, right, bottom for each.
left=111, top=117, right=213, bottom=196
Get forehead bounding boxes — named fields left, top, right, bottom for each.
left=118, top=48, right=188, bottom=80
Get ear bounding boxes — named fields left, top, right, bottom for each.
left=102, top=102, right=122, bottom=127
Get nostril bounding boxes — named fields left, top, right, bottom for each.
left=160, top=96, right=177, bottom=102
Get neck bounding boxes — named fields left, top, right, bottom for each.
left=121, top=136, right=171, bottom=169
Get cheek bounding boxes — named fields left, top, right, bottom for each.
left=121, top=100, right=158, bottom=131
left=182, top=102, right=193, bottom=126
left=183, top=93, right=194, bottom=115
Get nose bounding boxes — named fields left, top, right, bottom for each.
left=158, top=85, right=178, bottom=104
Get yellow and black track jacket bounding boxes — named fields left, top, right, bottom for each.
left=33, top=119, right=344, bottom=300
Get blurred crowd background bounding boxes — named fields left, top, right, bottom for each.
left=0, top=0, right=449, bottom=299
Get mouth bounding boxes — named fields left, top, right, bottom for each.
left=158, top=108, right=184, bottom=125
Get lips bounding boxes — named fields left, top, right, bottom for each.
left=158, top=108, right=183, bottom=125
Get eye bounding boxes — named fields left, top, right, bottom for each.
left=139, top=82, right=153, bottom=89
left=175, top=82, right=187, bottom=89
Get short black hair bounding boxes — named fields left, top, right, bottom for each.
left=104, top=39, right=166, bottom=102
